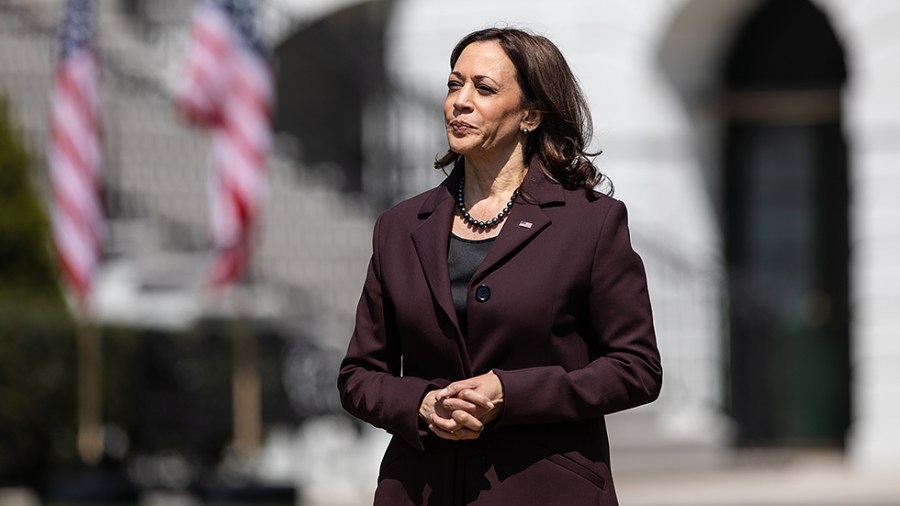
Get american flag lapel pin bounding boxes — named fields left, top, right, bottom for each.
left=518, top=220, right=533, bottom=229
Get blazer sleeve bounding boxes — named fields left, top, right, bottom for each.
left=337, top=214, right=446, bottom=450
left=493, top=200, right=662, bottom=427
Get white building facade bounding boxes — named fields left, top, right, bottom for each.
left=377, top=0, right=900, bottom=471
left=1, top=0, right=897, bottom=493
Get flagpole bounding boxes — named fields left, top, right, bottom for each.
left=52, top=0, right=105, bottom=467
left=76, top=308, right=103, bottom=465
left=231, top=273, right=262, bottom=455
left=175, top=0, right=271, bottom=458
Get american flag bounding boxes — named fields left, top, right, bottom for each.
left=49, top=0, right=103, bottom=304
left=176, top=0, right=273, bottom=287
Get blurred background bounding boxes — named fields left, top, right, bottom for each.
left=1, top=0, right=899, bottom=505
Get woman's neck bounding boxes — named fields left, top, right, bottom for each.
left=463, top=152, right=527, bottom=200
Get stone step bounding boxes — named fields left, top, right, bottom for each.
left=608, top=406, right=730, bottom=473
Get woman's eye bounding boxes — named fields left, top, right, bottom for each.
left=447, top=80, right=462, bottom=89
left=477, top=84, right=495, bottom=94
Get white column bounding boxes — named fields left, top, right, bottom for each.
left=823, top=0, right=900, bottom=472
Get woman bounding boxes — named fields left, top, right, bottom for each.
left=338, top=27, right=661, bottom=506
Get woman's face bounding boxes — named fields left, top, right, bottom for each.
left=444, top=40, right=529, bottom=164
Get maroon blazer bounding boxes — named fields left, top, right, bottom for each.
left=338, top=162, right=662, bottom=506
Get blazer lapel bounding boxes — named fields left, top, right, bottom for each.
left=472, top=163, right=565, bottom=282
left=408, top=162, right=564, bottom=375
left=410, top=169, right=466, bottom=348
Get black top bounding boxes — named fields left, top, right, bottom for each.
left=448, top=234, right=496, bottom=335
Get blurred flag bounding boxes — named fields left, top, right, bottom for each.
left=176, top=0, right=273, bottom=287
left=49, top=0, right=103, bottom=305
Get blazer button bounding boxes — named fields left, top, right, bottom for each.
left=473, top=449, right=487, bottom=463
left=475, top=285, right=491, bottom=302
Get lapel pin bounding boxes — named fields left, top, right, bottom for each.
left=518, top=220, right=533, bottom=229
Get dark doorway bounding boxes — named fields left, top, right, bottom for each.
left=274, top=1, right=395, bottom=193
left=722, top=0, right=850, bottom=446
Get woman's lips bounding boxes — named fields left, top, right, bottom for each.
left=449, top=120, right=474, bottom=133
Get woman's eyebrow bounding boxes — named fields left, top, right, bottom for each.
left=473, top=75, right=500, bottom=86
left=449, top=70, right=500, bottom=86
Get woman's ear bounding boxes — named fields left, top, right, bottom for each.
left=521, top=108, right=542, bottom=132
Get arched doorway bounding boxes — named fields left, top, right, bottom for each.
left=274, top=1, right=396, bottom=194
left=722, top=0, right=850, bottom=446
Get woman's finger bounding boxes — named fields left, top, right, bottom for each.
left=455, top=388, right=495, bottom=409
left=440, top=397, right=478, bottom=413
left=436, top=381, right=474, bottom=401
left=451, top=409, right=484, bottom=432
left=428, top=423, right=458, bottom=440
left=428, top=423, right=481, bottom=441
left=430, top=412, right=462, bottom=433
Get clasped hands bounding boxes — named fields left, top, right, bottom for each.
left=418, top=370, right=504, bottom=441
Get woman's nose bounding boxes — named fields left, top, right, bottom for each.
left=453, top=84, right=473, bottom=111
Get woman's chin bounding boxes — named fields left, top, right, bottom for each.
left=447, top=139, right=480, bottom=156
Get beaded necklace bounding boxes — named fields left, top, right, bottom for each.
left=456, top=176, right=520, bottom=229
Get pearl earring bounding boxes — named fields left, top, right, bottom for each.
left=522, top=127, right=529, bottom=136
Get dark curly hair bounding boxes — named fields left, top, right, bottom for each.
left=435, top=27, right=611, bottom=195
